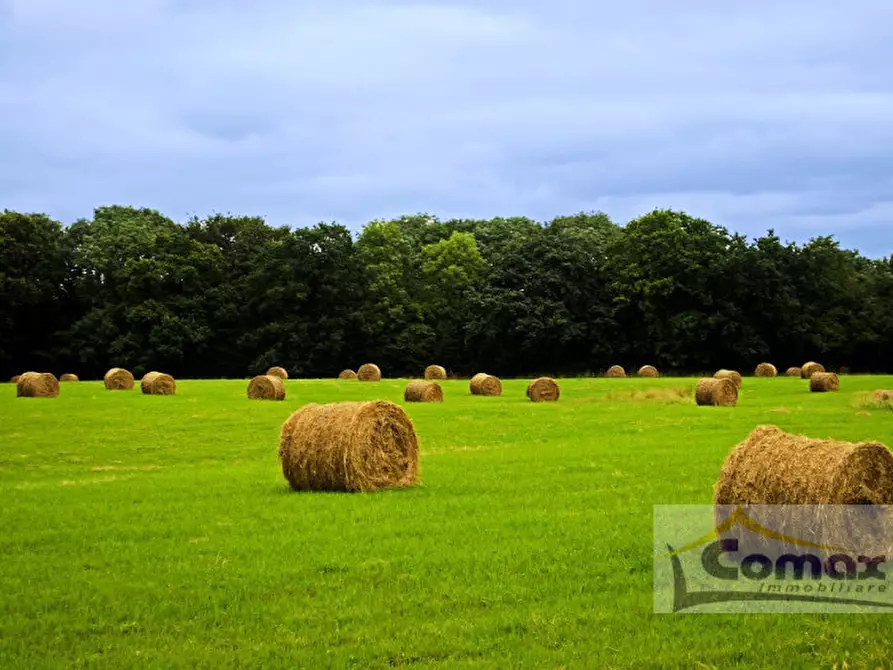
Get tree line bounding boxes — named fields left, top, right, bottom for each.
left=2, top=205, right=891, bottom=380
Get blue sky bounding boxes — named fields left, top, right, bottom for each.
left=2, top=0, right=892, bottom=256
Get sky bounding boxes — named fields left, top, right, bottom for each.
left=1, top=0, right=892, bottom=256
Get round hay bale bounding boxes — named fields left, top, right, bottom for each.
left=754, top=363, right=777, bottom=378
left=404, top=380, right=443, bottom=403
left=637, top=365, right=659, bottom=377
left=469, top=373, right=502, bottom=396
left=278, top=400, right=419, bottom=492
left=809, top=372, right=839, bottom=392
left=141, top=371, right=176, bottom=395
left=715, top=424, right=893, bottom=505
left=104, top=368, right=134, bottom=391
left=526, top=377, right=560, bottom=402
left=9, top=375, right=20, bottom=384
left=424, top=365, right=447, bottom=380
left=695, top=378, right=738, bottom=406
left=713, top=369, right=742, bottom=389
left=357, top=363, right=382, bottom=382
left=784, top=366, right=802, bottom=377
left=606, top=365, right=626, bottom=378
left=801, top=361, right=825, bottom=379
left=16, top=372, right=60, bottom=398
left=59, top=373, right=79, bottom=382
left=266, top=366, right=288, bottom=380
left=337, top=369, right=358, bottom=380
left=247, top=375, right=286, bottom=400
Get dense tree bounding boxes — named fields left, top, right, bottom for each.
left=1, top=204, right=890, bottom=379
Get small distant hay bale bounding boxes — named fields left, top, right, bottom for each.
left=247, top=375, right=286, bottom=400
left=469, top=373, right=502, bottom=396
left=715, top=424, right=893, bottom=505
left=606, top=365, right=626, bottom=378
left=801, top=361, right=825, bottom=379
left=278, top=400, right=419, bottom=492
left=754, top=363, right=777, bottom=378
left=16, top=372, right=60, bottom=398
left=526, top=377, right=560, bottom=402
left=404, top=380, right=443, bottom=403
left=266, top=366, right=288, bottom=380
left=338, top=369, right=358, bottom=380
left=695, top=378, right=738, bottom=406
left=141, top=371, right=176, bottom=395
left=9, top=375, right=20, bottom=384
left=713, top=369, right=742, bottom=389
left=424, top=365, right=447, bottom=380
left=784, top=366, right=801, bottom=377
left=810, top=372, right=839, bottom=392
left=357, top=363, right=382, bottom=382
left=104, top=368, right=134, bottom=391
left=60, top=373, right=79, bottom=382
left=637, top=365, right=659, bottom=377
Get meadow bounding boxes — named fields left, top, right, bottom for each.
left=1, top=375, right=892, bottom=668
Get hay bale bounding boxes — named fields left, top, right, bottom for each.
left=424, top=365, right=447, bottom=380
left=637, top=365, right=659, bottom=377
left=715, top=425, right=893, bottom=505
left=266, top=366, right=288, bottom=380
left=801, top=361, right=825, bottom=379
left=338, top=369, right=358, bottom=380
left=104, top=368, right=134, bottom=391
left=695, top=378, right=738, bottom=406
left=9, top=375, right=20, bottom=384
left=16, top=372, right=60, bottom=398
left=784, top=366, right=801, bottom=377
left=141, top=371, right=176, bottom=395
left=357, top=363, right=381, bottom=382
left=404, top=380, right=443, bottom=403
left=754, top=363, right=777, bottom=377
left=526, top=377, right=560, bottom=402
left=713, top=369, right=742, bottom=389
left=469, top=373, right=502, bottom=396
left=606, top=365, right=626, bottom=378
left=247, top=375, right=286, bottom=400
left=278, top=400, right=419, bottom=492
left=810, top=372, right=839, bottom=392
left=59, top=373, right=79, bottom=382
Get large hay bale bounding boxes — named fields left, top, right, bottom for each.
left=526, top=377, right=560, bottom=402
left=404, top=380, right=443, bottom=403
left=266, top=366, right=288, bottom=380
left=424, top=365, right=447, bottom=380
left=469, top=373, right=502, bottom=396
left=16, top=372, right=60, bottom=398
left=754, top=363, right=777, bottom=378
left=141, top=371, right=176, bottom=395
left=9, top=375, right=20, bottom=384
left=801, top=361, right=825, bottom=379
left=247, top=374, right=286, bottom=400
left=278, top=400, right=419, bottom=492
left=810, top=372, right=839, bottom=392
left=59, top=373, right=79, bottom=382
left=104, top=368, right=134, bottom=391
left=713, top=369, right=742, bottom=389
left=695, top=378, right=738, bottom=406
left=784, top=366, right=801, bottom=377
left=715, top=425, right=893, bottom=505
left=606, top=365, right=626, bottom=378
left=637, top=365, right=659, bottom=377
left=357, top=363, right=381, bottom=382
left=338, top=369, right=358, bottom=380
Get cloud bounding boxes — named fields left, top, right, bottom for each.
left=1, top=0, right=892, bottom=256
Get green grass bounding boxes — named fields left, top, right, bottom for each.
left=2, top=375, right=893, bottom=668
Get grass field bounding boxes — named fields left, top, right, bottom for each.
left=2, top=375, right=892, bottom=668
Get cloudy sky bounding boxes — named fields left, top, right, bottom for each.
left=2, top=0, right=892, bottom=255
